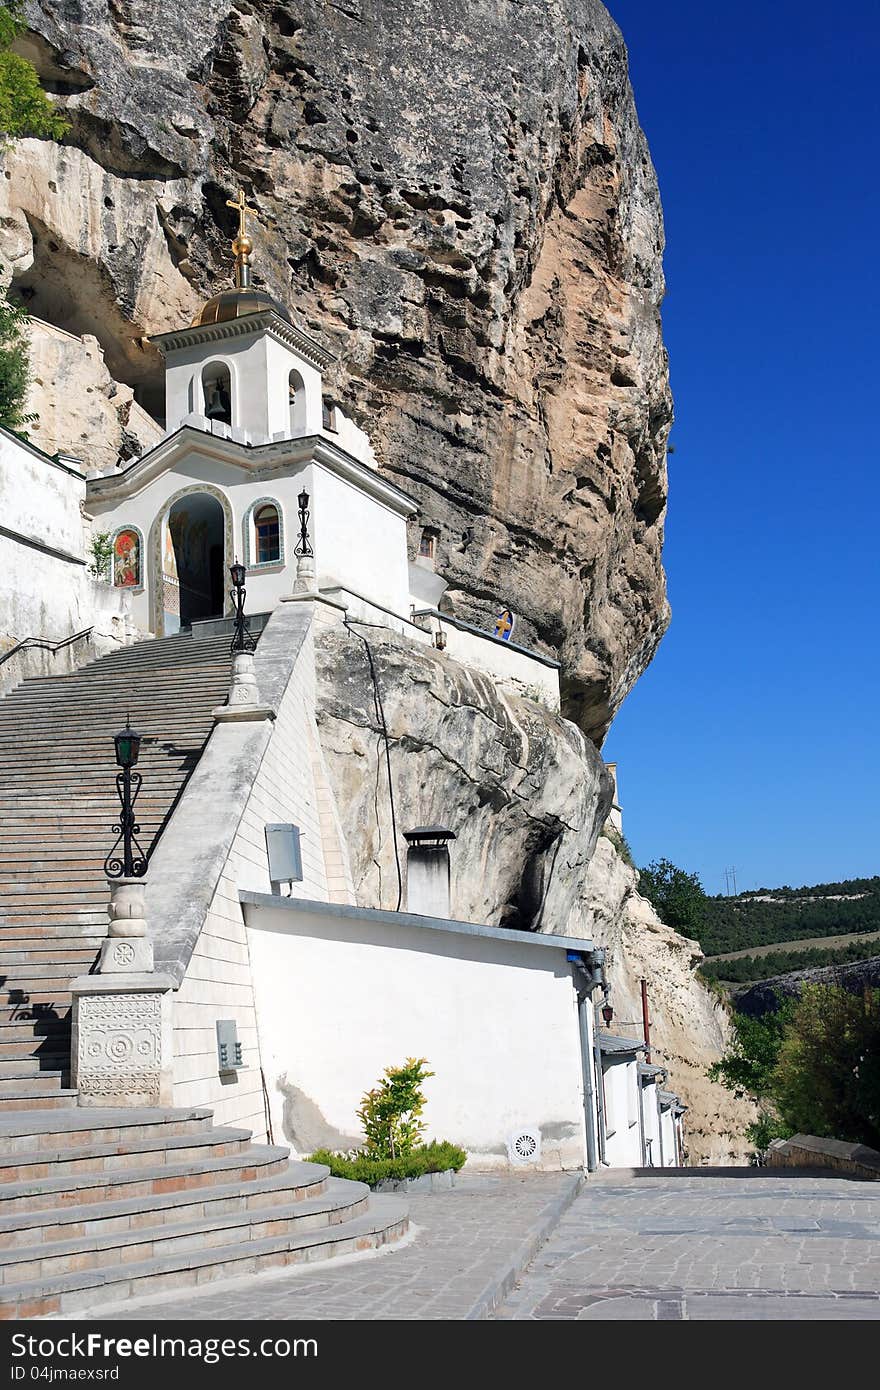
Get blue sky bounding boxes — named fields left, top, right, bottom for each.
left=601, top=1, right=880, bottom=894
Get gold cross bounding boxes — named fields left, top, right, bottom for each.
left=226, top=187, right=259, bottom=240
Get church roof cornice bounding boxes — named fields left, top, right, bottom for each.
left=84, top=425, right=418, bottom=519
left=149, top=310, right=337, bottom=372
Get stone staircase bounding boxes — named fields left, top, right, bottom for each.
left=0, top=633, right=408, bottom=1317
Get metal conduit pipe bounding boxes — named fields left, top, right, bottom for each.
left=569, top=948, right=608, bottom=1174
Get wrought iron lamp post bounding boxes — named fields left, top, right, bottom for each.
left=105, top=716, right=147, bottom=879
left=294, top=488, right=313, bottom=558
left=229, top=559, right=255, bottom=654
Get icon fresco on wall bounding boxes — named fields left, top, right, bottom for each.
left=493, top=608, right=515, bottom=642
left=113, top=529, right=140, bottom=588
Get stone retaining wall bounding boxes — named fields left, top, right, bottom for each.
left=767, top=1134, right=880, bottom=1180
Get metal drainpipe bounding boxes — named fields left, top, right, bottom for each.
left=577, top=992, right=599, bottom=1173
left=592, top=1002, right=607, bottom=1166
left=571, top=949, right=607, bottom=1174
left=656, top=1086, right=665, bottom=1167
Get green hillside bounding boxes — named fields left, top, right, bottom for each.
left=697, top=876, right=880, bottom=957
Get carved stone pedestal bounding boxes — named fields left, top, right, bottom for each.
left=292, top=552, right=316, bottom=594
left=70, top=974, right=175, bottom=1108
left=212, top=651, right=274, bottom=722
left=98, top=875, right=153, bottom=973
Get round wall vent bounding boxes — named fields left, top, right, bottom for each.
left=507, top=1127, right=542, bottom=1166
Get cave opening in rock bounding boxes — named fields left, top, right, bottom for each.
left=8, top=215, right=166, bottom=423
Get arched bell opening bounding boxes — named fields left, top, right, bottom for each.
left=202, top=361, right=233, bottom=427
left=288, top=369, right=307, bottom=437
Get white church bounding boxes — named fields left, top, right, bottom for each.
left=0, top=195, right=685, bottom=1271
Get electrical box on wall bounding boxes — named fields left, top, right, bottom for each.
left=216, top=1019, right=243, bottom=1074
left=265, top=823, right=303, bottom=894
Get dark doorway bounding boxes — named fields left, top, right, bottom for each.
left=166, top=493, right=225, bottom=629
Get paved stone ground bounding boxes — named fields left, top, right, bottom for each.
left=496, top=1170, right=880, bottom=1320
left=83, top=1172, right=581, bottom=1322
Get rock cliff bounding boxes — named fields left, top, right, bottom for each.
left=315, top=624, right=753, bottom=1163
left=8, top=0, right=671, bottom=742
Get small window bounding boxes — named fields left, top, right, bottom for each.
left=254, top=504, right=281, bottom=564
left=322, top=400, right=337, bottom=431
left=418, top=530, right=436, bottom=560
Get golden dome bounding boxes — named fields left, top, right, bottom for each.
left=192, top=286, right=292, bottom=328
left=191, top=187, right=291, bottom=328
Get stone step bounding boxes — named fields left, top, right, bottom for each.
left=0, top=1020, right=70, bottom=1043
left=0, top=1160, right=328, bottom=1249
left=0, top=925, right=101, bottom=940
left=0, top=1195, right=408, bottom=1318
left=0, top=944, right=102, bottom=965
left=0, top=1074, right=66, bottom=1098
left=0, top=968, right=98, bottom=987
left=0, top=1089, right=75, bottom=1111
left=0, top=1126, right=254, bottom=1182
left=0, top=1040, right=68, bottom=1061
left=0, top=1107, right=214, bottom=1154
left=0, top=1145, right=292, bottom=1214
left=0, top=1059, right=69, bottom=1080
left=0, top=1178, right=369, bottom=1286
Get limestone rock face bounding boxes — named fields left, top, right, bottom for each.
left=314, top=622, right=613, bottom=930
left=315, top=624, right=749, bottom=1161
left=25, top=320, right=162, bottom=475
left=14, top=0, right=671, bottom=739
left=582, top=836, right=756, bottom=1165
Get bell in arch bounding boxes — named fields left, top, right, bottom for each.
left=204, top=377, right=232, bottom=422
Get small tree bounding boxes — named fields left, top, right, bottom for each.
left=0, top=1, right=69, bottom=435
left=0, top=294, right=33, bottom=434
left=0, top=1, right=69, bottom=140
left=637, top=857, right=707, bottom=937
left=357, top=1057, right=435, bottom=1159
left=88, top=532, right=113, bottom=581
left=708, top=999, right=795, bottom=1151
left=771, top=985, right=880, bottom=1149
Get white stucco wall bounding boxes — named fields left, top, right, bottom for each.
left=602, top=1056, right=643, bottom=1167
left=242, top=901, right=590, bottom=1170
left=170, top=619, right=356, bottom=1134
left=0, top=431, right=135, bottom=688
left=311, top=466, right=411, bottom=615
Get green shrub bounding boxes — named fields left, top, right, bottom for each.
left=357, top=1056, right=434, bottom=1159
left=309, top=1140, right=467, bottom=1186
left=0, top=1, right=69, bottom=140
left=0, top=292, right=34, bottom=436
left=601, top=824, right=635, bottom=867
left=88, top=531, right=113, bottom=580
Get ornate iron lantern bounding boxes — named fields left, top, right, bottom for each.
left=294, top=488, right=313, bottom=558
left=105, top=715, right=147, bottom=879
left=229, top=559, right=255, bottom=654
left=601, top=997, right=614, bottom=1027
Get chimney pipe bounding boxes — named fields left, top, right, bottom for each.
left=641, top=978, right=651, bottom=1063
left=403, top=827, right=455, bottom=918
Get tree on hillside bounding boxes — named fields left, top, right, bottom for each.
left=0, top=0, right=69, bottom=435
left=709, top=986, right=880, bottom=1153
left=637, top=857, right=707, bottom=937
left=771, top=985, right=880, bottom=1149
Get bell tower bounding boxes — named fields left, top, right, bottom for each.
left=150, top=188, right=335, bottom=446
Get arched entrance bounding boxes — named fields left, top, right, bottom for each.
left=159, top=491, right=226, bottom=633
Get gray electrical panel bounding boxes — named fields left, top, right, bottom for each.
left=216, top=1019, right=242, bottom=1073
left=265, top=823, right=303, bottom=893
